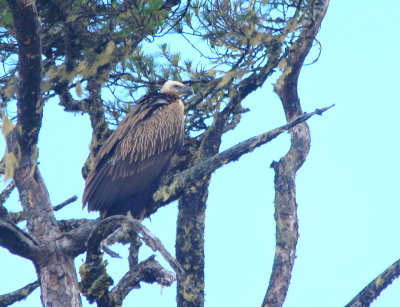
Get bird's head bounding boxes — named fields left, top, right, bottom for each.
left=161, top=81, right=194, bottom=97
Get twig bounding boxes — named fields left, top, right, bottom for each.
left=0, top=281, right=39, bottom=306
left=345, top=258, right=400, bottom=307
left=8, top=195, right=78, bottom=224
left=53, top=195, right=78, bottom=211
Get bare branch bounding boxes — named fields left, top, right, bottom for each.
left=111, top=255, right=176, bottom=304
left=53, top=195, right=78, bottom=211
left=0, top=218, right=40, bottom=260
left=345, top=258, right=400, bottom=307
left=80, top=216, right=183, bottom=305
left=129, top=218, right=184, bottom=276
left=87, top=216, right=184, bottom=276
left=262, top=1, right=330, bottom=306
left=0, top=280, right=39, bottom=306
left=149, top=105, right=334, bottom=216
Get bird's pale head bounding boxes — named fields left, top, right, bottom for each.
left=161, top=81, right=194, bottom=97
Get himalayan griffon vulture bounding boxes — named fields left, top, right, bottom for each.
left=82, top=81, right=193, bottom=219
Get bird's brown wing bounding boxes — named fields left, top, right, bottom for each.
left=82, top=97, right=184, bottom=216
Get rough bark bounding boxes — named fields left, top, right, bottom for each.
left=262, top=1, right=330, bottom=306
left=176, top=180, right=208, bottom=307
left=14, top=167, right=83, bottom=307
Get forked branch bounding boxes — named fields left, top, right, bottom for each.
left=111, top=255, right=176, bottom=304
left=80, top=216, right=183, bottom=305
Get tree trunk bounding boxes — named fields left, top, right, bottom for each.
left=14, top=166, right=82, bottom=307
left=176, top=179, right=209, bottom=307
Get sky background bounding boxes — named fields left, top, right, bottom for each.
left=1, top=1, right=400, bottom=306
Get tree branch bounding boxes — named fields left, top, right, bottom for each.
left=0, top=181, right=15, bottom=218
left=81, top=78, right=111, bottom=179
left=111, top=255, right=176, bottom=304
left=0, top=218, right=40, bottom=260
left=0, top=181, right=15, bottom=207
left=149, top=105, right=333, bottom=216
left=0, top=281, right=39, bottom=306
left=345, top=258, right=400, bottom=307
left=8, top=195, right=78, bottom=224
left=262, top=1, right=330, bottom=306
left=79, top=216, right=183, bottom=305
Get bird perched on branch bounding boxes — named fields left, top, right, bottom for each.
left=82, top=81, right=193, bottom=219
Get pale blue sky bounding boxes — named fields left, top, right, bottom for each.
left=1, top=1, right=400, bottom=306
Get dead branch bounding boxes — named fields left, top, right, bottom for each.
left=262, top=1, right=330, bottom=306
left=53, top=195, right=78, bottom=211
left=111, top=255, right=176, bottom=304
left=0, top=280, right=39, bottom=306
left=345, top=258, right=400, bottom=307
left=0, top=218, right=40, bottom=260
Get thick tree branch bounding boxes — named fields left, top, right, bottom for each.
left=62, top=219, right=98, bottom=257
left=262, top=1, right=330, bottom=306
left=81, top=78, right=111, bottom=179
left=345, top=258, right=400, bottom=307
left=149, top=105, right=333, bottom=216
left=0, top=281, right=39, bottom=306
left=0, top=218, right=40, bottom=260
left=6, top=0, right=42, bottom=158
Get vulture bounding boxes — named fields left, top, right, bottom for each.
left=82, top=81, right=193, bottom=219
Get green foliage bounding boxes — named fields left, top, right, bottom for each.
left=0, top=0, right=313, bottom=148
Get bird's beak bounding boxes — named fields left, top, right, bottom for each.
left=182, top=85, right=194, bottom=97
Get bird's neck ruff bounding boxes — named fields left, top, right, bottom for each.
left=160, top=92, right=180, bottom=102
left=137, top=92, right=180, bottom=106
